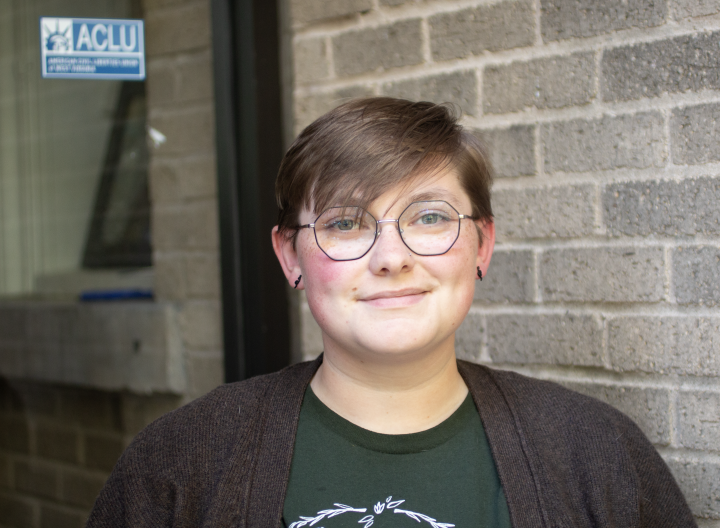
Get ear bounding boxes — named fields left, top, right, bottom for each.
left=475, top=220, right=495, bottom=280
left=272, top=226, right=304, bottom=290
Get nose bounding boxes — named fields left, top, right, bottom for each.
left=367, top=220, right=415, bottom=276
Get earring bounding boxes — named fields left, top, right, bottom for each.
left=294, top=275, right=302, bottom=289
left=476, top=267, right=483, bottom=281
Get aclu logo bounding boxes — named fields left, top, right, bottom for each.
left=42, top=18, right=74, bottom=52
left=41, top=18, right=140, bottom=54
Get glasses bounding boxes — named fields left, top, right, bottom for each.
left=297, top=200, right=475, bottom=261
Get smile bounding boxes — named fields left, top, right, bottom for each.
left=359, top=289, right=428, bottom=308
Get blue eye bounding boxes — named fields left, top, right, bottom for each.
left=421, top=214, right=441, bottom=225
left=331, top=219, right=355, bottom=231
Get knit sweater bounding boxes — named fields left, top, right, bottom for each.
left=86, top=358, right=697, bottom=527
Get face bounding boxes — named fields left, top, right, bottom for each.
left=273, top=169, right=495, bottom=363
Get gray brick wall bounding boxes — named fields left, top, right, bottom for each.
left=289, top=0, right=720, bottom=522
left=0, top=379, right=181, bottom=528
left=145, top=0, right=224, bottom=400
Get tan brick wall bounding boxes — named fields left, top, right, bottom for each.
left=0, top=379, right=181, bottom=528
left=288, top=0, right=720, bottom=524
left=144, top=0, right=224, bottom=399
left=0, top=1, right=223, bottom=525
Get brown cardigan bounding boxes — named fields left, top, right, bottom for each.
left=86, top=358, right=697, bottom=527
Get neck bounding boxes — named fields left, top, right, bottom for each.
left=310, top=338, right=468, bottom=434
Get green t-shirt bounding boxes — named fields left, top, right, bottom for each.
left=282, top=387, right=511, bottom=528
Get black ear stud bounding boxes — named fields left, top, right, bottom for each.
left=294, top=275, right=302, bottom=289
left=477, top=267, right=483, bottom=281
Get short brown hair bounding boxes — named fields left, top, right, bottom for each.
left=275, top=97, right=493, bottom=240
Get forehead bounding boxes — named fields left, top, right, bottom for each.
left=364, top=169, right=470, bottom=216
left=301, top=168, right=470, bottom=221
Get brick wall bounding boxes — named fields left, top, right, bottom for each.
left=289, top=0, right=720, bottom=524
left=0, top=379, right=180, bottom=528
left=0, top=1, right=222, bottom=526
left=145, top=0, right=224, bottom=400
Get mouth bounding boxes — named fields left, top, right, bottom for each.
left=359, top=288, right=429, bottom=308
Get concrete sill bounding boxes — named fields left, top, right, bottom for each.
left=0, top=301, right=186, bottom=394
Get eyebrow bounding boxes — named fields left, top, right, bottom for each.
left=402, top=189, right=462, bottom=206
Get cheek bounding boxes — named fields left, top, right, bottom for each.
left=300, top=246, right=344, bottom=286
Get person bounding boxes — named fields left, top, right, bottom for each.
left=87, top=98, right=696, bottom=527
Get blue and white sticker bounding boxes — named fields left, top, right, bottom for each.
left=40, top=17, right=145, bottom=80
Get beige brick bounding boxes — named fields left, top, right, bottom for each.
left=153, top=256, right=187, bottom=301
left=540, top=247, right=665, bottom=302
left=179, top=301, right=222, bottom=349
left=294, top=37, right=329, bottom=85
left=381, top=70, right=478, bottom=116
left=493, top=185, right=596, bottom=240
left=148, top=105, right=215, bottom=157
left=0, top=415, right=30, bottom=454
left=176, top=156, right=217, bottom=199
left=146, top=60, right=175, bottom=110
left=40, top=505, right=86, bottom=528
left=145, top=2, right=211, bottom=56
left=290, top=0, right=373, bottom=25
left=186, top=254, right=221, bottom=298
left=36, top=423, right=79, bottom=464
left=475, top=249, right=535, bottom=303
left=15, top=460, right=59, bottom=500
left=150, top=157, right=217, bottom=205
left=484, top=52, right=595, bottom=114
left=152, top=200, right=220, bottom=251
left=430, top=0, right=535, bottom=61
left=149, top=161, right=184, bottom=205
left=667, top=458, right=720, bottom=519
left=0, top=454, right=10, bottom=490
left=187, top=354, right=224, bottom=397
left=59, top=389, right=122, bottom=432
left=333, top=19, right=423, bottom=77
left=542, top=112, right=666, bottom=173
left=0, top=494, right=34, bottom=528
left=677, top=391, right=720, bottom=451
left=175, top=51, right=214, bottom=103
left=294, top=85, right=374, bottom=132
left=608, top=317, right=720, bottom=376
left=455, top=311, right=484, bottom=362
left=488, top=313, right=603, bottom=366
left=474, top=125, right=536, bottom=178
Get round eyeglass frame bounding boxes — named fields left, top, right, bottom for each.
left=296, top=200, right=476, bottom=261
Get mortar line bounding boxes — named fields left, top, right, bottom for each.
left=533, top=118, right=544, bottom=180
left=326, top=35, right=336, bottom=79
left=420, top=17, right=432, bottom=64
left=665, top=244, right=674, bottom=304
left=533, top=248, right=542, bottom=304
left=664, top=107, right=673, bottom=166
left=601, top=314, right=611, bottom=370
left=669, top=387, right=679, bottom=448
left=533, top=0, right=542, bottom=45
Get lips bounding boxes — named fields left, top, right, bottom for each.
left=361, top=288, right=428, bottom=301
left=359, top=288, right=429, bottom=307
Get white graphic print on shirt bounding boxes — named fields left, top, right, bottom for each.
left=288, top=496, right=454, bottom=528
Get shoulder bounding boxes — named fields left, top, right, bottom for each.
left=127, top=358, right=319, bottom=461
left=458, top=360, right=636, bottom=433
left=87, top=359, right=320, bottom=526
left=458, top=361, right=696, bottom=527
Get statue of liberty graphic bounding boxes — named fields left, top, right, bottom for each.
left=43, top=19, right=73, bottom=52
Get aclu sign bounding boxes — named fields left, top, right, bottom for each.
left=40, top=17, right=145, bottom=80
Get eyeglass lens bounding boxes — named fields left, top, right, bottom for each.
left=312, top=201, right=462, bottom=261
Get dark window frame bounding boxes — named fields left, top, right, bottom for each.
left=211, top=0, right=290, bottom=381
